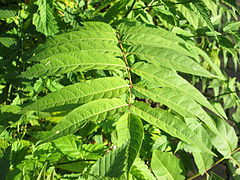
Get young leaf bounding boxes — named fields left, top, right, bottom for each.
left=22, top=77, right=129, bottom=112
left=151, top=150, right=185, bottom=180
left=39, top=98, right=128, bottom=143
left=116, top=113, right=144, bottom=172
left=131, top=102, right=214, bottom=155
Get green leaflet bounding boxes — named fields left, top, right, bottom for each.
left=22, top=52, right=126, bottom=78
left=116, top=113, right=144, bottom=172
left=176, top=3, right=202, bottom=29
left=118, top=21, right=194, bottom=58
left=131, top=102, right=214, bottom=155
left=134, top=86, right=213, bottom=122
left=22, top=77, right=129, bottom=112
left=33, top=0, right=59, bottom=36
left=53, top=135, right=82, bottom=158
left=22, top=22, right=125, bottom=78
left=0, top=6, right=18, bottom=18
left=0, top=36, right=17, bottom=48
left=30, top=41, right=121, bottom=62
left=39, top=98, right=128, bottom=143
left=53, top=135, right=106, bottom=160
left=207, top=117, right=238, bottom=156
left=184, top=118, right=214, bottom=175
left=151, top=150, right=185, bottom=180
left=30, top=22, right=119, bottom=61
left=104, top=0, right=133, bottom=22
left=128, top=45, right=216, bottom=78
left=57, top=161, right=93, bottom=173
left=130, top=158, right=156, bottom=180
left=89, top=144, right=127, bottom=179
left=132, top=62, right=219, bottom=116
left=192, top=1, right=215, bottom=32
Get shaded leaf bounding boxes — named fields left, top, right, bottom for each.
left=39, top=98, right=128, bottom=143
left=89, top=144, right=127, bottom=179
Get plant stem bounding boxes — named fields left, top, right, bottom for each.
left=187, top=147, right=240, bottom=180
left=117, top=35, right=133, bottom=105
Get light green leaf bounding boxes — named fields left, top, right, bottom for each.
left=53, top=135, right=82, bottom=158
left=134, top=86, right=214, bottom=123
left=131, top=102, right=214, bottom=155
left=189, top=121, right=214, bottom=174
left=176, top=3, right=201, bottom=29
left=192, top=1, right=215, bottom=32
left=33, top=0, right=59, bottom=36
left=231, top=152, right=240, bottom=167
left=32, top=22, right=119, bottom=57
left=223, top=21, right=240, bottom=33
left=39, top=98, right=128, bottom=143
left=207, top=117, right=238, bottom=156
left=22, top=52, right=126, bottom=78
left=22, top=77, right=129, bottom=112
left=132, top=62, right=219, bottom=116
left=89, top=144, right=127, bottom=179
left=116, top=113, right=144, bottom=172
left=130, top=158, right=156, bottom=180
left=151, top=150, right=184, bottom=180
left=129, top=45, right=216, bottom=77
left=118, top=21, right=194, bottom=58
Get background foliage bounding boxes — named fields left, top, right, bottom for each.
left=0, top=0, right=240, bottom=179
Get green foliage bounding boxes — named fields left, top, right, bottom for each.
left=0, top=0, right=239, bottom=179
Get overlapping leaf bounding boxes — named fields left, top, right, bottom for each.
left=116, top=113, right=144, bottom=172
left=117, top=21, right=194, bottom=58
left=131, top=102, right=214, bottom=155
left=132, top=62, right=219, bottom=115
left=89, top=144, right=127, bottom=179
left=39, top=98, right=128, bottom=143
left=22, top=22, right=124, bottom=78
left=151, top=150, right=185, bottom=180
left=130, top=158, right=156, bottom=180
left=129, top=45, right=215, bottom=77
left=134, top=86, right=213, bottom=122
left=207, top=117, right=238, bottom=156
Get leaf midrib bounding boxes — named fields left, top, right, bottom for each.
left=31, top=84, right=130, bottom=111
